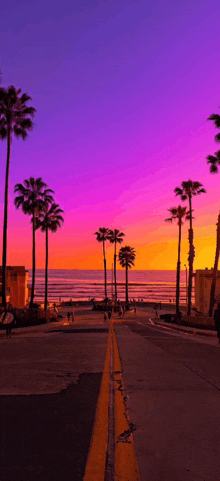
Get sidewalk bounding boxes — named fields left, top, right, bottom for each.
left=0, top=319, right=66, bottom=338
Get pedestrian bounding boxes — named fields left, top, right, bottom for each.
left=67, top=311, right=71, bottom=322
left=214, top=303, right=220, bottom=343
left=108, top=311, right=111, bottom=320
left=0, top=307, right=16, bottom=338
left=104, top=311, right=107, bottom=322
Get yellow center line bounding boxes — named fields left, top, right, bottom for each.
left=83, top=325, right=112, bottom=481
left=112, top=328, right=140, bottom=481
left=84, top=324, right=140, bottom=480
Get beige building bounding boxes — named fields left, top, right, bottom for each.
left=0, top=266, right=29, bottom=308
left=194, top=268, right=220, bottom=313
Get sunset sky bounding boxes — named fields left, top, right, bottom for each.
left=1, top=0, right=220, bottom=270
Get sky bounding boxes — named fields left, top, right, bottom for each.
left=1, top=0, right=220, bottom=270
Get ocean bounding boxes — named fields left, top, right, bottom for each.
left=29, top=269, right=193, bottom=304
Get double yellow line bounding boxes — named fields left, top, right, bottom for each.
left=84, top=324, right=140, bottom=480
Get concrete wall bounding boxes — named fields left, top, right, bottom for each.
left=0, top=266, right=29, bottom=308
left=194, top=269, right=220, bottom=313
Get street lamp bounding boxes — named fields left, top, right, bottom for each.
left=184, top=264, right=188, bottom=310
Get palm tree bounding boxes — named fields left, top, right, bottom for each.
left=118, top=245, right=136, bottom=306
left=174, top=180, right=206, bottom=316
left=37, top=202, right=64, bottom=312
left=108, top=229, right=125, bottom=301
left=14, top=177, right=54, bottom=308
left=0, top=86, right=36, bottom=307
left=94, top=227, right=110, bottom=299
left=165, top=206, right=190, bottom=317
left=206, top=108, right=220, bottom=316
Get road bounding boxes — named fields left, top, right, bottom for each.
left=0, top=309, right=219, bottom=480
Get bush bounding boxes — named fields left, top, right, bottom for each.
left=12, top=307, right=51, bottom=328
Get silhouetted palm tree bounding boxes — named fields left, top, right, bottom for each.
left=108, top=229, right=125, bottom=301
left=206, top=108, right=220, bottom=316
left=165, top=206, right=190, bottom=317
left=174, top=180, right=206, bottom=315
left=94, top=227, right=110, bottom=299
left=37, top=202, right=64, bottom=312
left=118, top=246, right=136, bottom=306
left=14, top=177, right=54, bottom=308
left=0, top=86, right=36, bottom=306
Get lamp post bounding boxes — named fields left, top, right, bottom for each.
left=184, top=264, right=188, bottom=311
left=111, top=263, right=114, bottom=301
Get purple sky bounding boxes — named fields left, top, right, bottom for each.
left=1, top=0, right=220, bottom=269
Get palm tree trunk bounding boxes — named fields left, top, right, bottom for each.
left=187, top=195, right=193, bottom=316
left=125, top=264, right=128, bottom=305
left=209, top=212, right=220, bottom=317
left=2, top=130, right=11, bottom=308
left=44, top=227, right=48, bottom=312
left=30, top=212, right=36, bottom=308
left=114, top=242, right=117, bottom=301
left=103, top=240, right=107, bottom=299
left=176, top=222, right=182, bottom=317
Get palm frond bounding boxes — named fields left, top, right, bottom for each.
left=118, top=246, right=136, bottom=269
left=0, top=85, right=36, bottom=144
left=174, top=187, right=183, bottom=196
left=208, top=113, right=220, bottom=128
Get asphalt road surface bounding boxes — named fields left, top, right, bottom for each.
left=0, top=312, right=220, bottom=480
left=0, top=324, right=108, bottom=481
left=115, top=319, right=220, bottom=481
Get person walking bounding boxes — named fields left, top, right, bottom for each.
left=108, top=311, right=111, bottom=321
left=0, top=307, right=16, bottom=338
left=67, top=311, right=71, bottom=323
left=104, top=311, right=107, bottom=322
left=214, top=303, right=220, bottom=343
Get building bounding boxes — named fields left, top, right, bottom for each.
left=194, top=268, right=220, bottom=313
left=0, top=266, right=29, bottom=308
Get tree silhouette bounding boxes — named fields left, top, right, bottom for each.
left=174, top=180, right=206, bottom=315
left=37, top=202, right=64, bottom=312
left=108, top=229, right=125, bottom=301
left=94, top=227, right=110, bottom=299
left=206, top=108, right=220, bottom=316
left=118, top=245, right=136, bottom=306
left=165, top=206, right=190, bottom=317
left=0, top=86, right=36, bottom=306
left=14, top=177, right=54, bottom=308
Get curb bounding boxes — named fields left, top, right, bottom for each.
left=152, top=319, right=217, bottom=337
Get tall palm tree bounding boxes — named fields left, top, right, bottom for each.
left=94, top=227, right=110, bottom=299
left=118, top=245, right=136, bottom=306
left=108, top=229, right=125, bottom=301
left=206, top=108, right=220, bottom=316
left=14, top=177, right=54, bottom=308
left=37, top=202, right=64, bottom=312
left=174, top=180, right=206, bottom=315
left=0, top=86, right=36, bottom=307
left=165, top=206, right=190, bottom=317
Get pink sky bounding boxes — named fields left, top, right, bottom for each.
left=1, top=0, right=220, bottom=270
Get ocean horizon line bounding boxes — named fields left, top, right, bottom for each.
left=28, top=268, right=178, bottom=272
